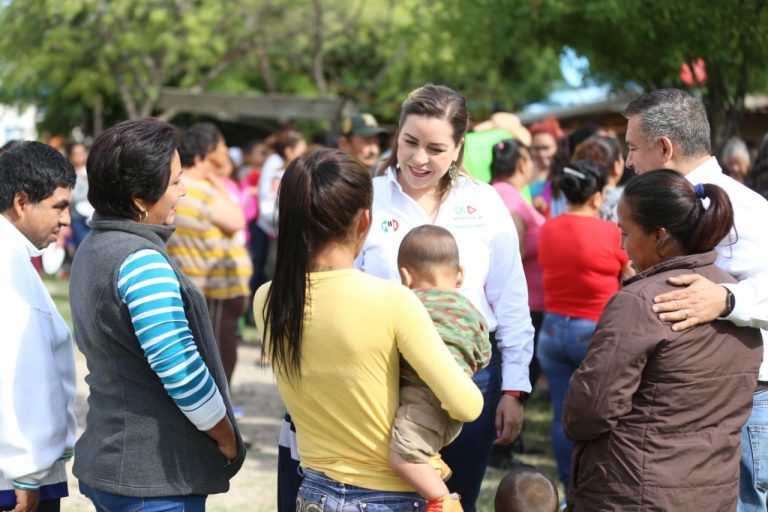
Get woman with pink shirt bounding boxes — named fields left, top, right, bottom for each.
left=491, top=139, right=545, bottom=390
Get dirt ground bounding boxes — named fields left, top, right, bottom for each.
left=62, top=341, right=284, bottom=512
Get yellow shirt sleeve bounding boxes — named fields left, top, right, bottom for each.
left=252, top=272, right=484, bottom=491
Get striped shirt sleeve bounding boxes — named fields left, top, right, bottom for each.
left=117, top=248, right=226, bottom=431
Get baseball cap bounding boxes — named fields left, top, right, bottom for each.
left=341, top=113, right=387, bottom=137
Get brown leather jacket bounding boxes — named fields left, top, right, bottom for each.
left=563, top=252, right=761, bottom=511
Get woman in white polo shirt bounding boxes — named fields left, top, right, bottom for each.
left=358, top=84, right=535, bottom=511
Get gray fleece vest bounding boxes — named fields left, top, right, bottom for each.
left=69, top=214, right=245, bottom=497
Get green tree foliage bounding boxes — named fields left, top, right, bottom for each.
left=387, top=0, right=562, bottom=120
left=530, top=0, right=768, bottom=153
left=0, top=0, right=302, bottom=130
left=0, top=0, right=567, bottom=134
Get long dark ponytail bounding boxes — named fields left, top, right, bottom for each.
left=621, top=169, right=735, bottom=254
left=263, top=149, right=372, bottom=383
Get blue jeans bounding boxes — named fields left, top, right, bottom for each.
left=441, top=348, right=501, bottom=512
left=79, top=482, right=206, bottom=512
left=536, top=312, right=596, bottom=486
left=280, top=350, right=501, bottom=512
left=738, top=389, right=768, bottom=511
left=70, top=216, right=90, bottom=249
left=297, top=468, right=426, bottom=511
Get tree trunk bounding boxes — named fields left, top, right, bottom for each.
left=157, top=108, right=178, bottom=123
left=703, top=61, right=745, bottom=158
left=116, top=79, right=139, bottom=119
left=256, top=45, right=277, bottom=93
left=93, top=95, right=104, bottom=136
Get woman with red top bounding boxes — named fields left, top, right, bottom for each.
left=491, top=139, right=545, bottom=389
left=537, top=159, right=633, bottom=491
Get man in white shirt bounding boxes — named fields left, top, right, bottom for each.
left=0, top=141, right=77, bottom=512
left=623, top=88, right=768, bottom=511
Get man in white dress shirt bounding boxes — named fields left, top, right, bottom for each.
left=623, top=88, right=768, bottom=512
left=0, top=141, right=77, bottom=512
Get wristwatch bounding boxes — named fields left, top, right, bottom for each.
left=724, top=287, right=736, bottom=317
left=503, top=390, right=530, bottom=404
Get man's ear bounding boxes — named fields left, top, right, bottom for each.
left=658, top=136, right=675, bottom=163
left=11, top=191, right=30, bottom=216
left=338, top=136, right=351, bottom=154
left=399, top=266, right=413, bottom=288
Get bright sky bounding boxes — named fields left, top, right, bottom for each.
left=523, top=47, right=610, bottom=113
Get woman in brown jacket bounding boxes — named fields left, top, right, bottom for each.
left=563, top=169, right=762, bottom=511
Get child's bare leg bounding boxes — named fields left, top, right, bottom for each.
left=388, top=451, right=448, bottom=500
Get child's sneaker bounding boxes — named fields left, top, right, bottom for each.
left=425, top=493, right=462, bottom=512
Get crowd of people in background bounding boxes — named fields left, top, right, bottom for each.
left=3, top=84, right=768, bottom=512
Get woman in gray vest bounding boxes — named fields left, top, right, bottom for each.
left=69, top=118, right=245, bottom=512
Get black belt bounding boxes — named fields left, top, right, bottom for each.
left=756, top=380, right=768, bottom=393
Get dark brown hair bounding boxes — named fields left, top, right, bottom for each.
left=557, top=159, right=607, bottom=205
left=379, top=84, right=469, bottom=196
left=397, top=225, right=460, bottom=278
left=549, top=123, right=600, bottom=198
left=262, top=149, right=372, bottom=383
left=572, top=135, right=622, bottom=179
left=621, top=169, right=735, bottom=254
left=274, top=129, right=305, bottom=159
left=491, top=139, right=530, bottom=182
left=0, top=141, right=76, bottom=211
left=88, top=118, right=179, bottom=219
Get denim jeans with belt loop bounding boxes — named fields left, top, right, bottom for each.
left=296, top=468, right=426, bottom=511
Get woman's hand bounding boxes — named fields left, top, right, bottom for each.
left=206, top=414, right=238, bottom=461
left=218, top=440, right=238, bottom=461
left=494, top=395, right=524, bottom=445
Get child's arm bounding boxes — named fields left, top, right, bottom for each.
left=388, top=451, right=447, bottom=500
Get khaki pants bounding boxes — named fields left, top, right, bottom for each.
left=390, top=385, right=463, bottom=463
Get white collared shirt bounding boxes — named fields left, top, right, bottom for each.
left=256, top=152, right=285, bottom=237
left=356, top=168, right=535, bottom=392
left=0, top=214, right=77, bottom=491
left=687, top=156, right=768, bottom=378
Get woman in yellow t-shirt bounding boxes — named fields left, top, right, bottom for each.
left=253, top=149, right=482, bottom=511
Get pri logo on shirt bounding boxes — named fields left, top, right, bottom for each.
left=453, top=204, right=483, bottom=228
left=454, top=205, right=477, bottom=215
left=381, top=218, right=399, bottom=233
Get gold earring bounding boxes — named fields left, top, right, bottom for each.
left=139, top=209, right=148, bottom=222
left=447, top=162, right=459, bottom=180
